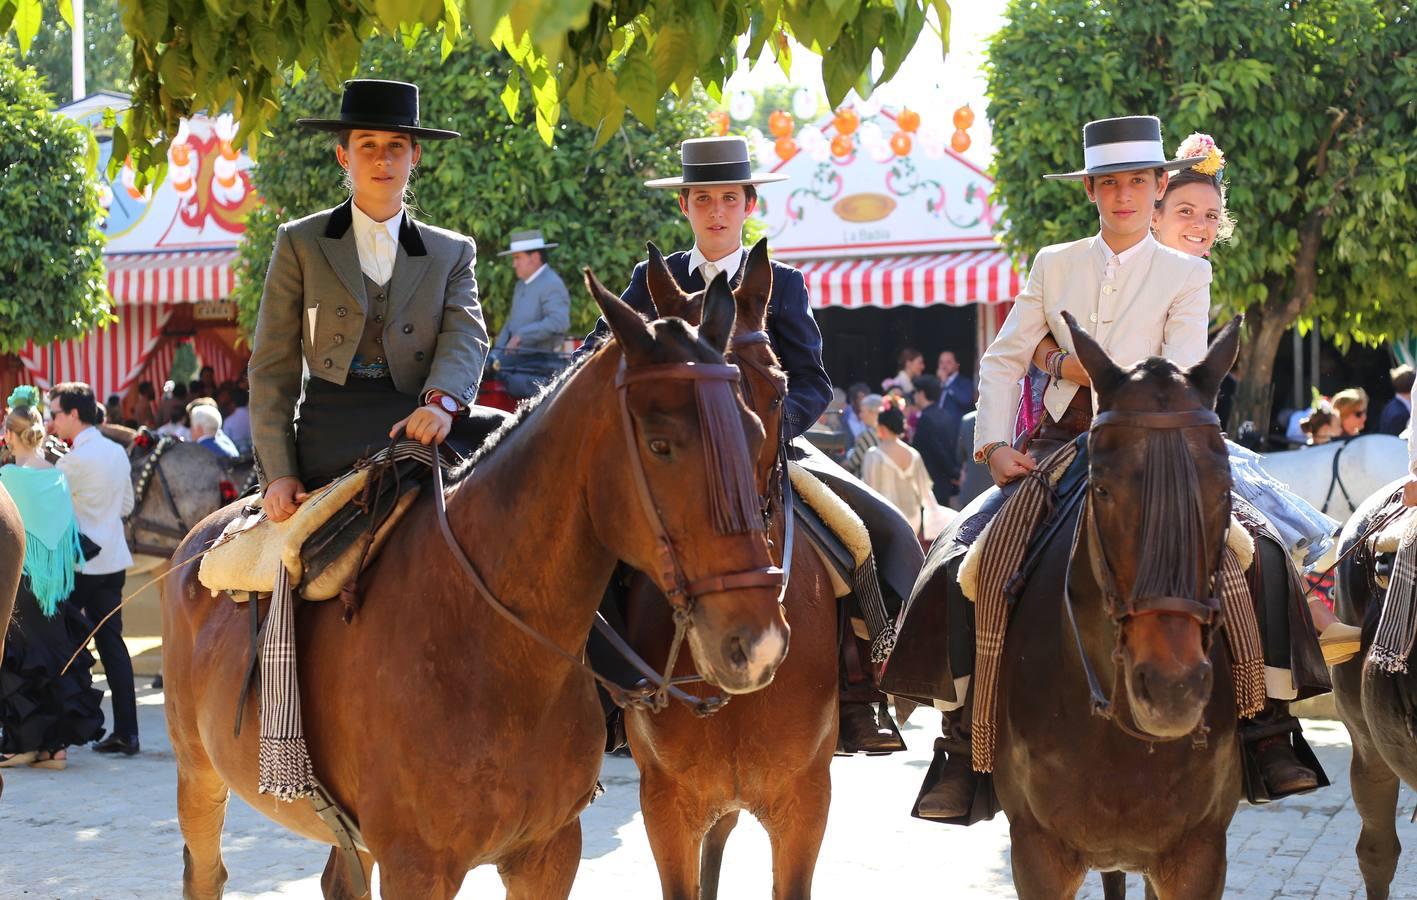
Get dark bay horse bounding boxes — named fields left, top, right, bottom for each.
left=0, top=482, right=22, bottom=801
left=162, top=275, right=790, bottom=899
left=1333, top=478, right=1417, bottom=899
left=995, top=315, right=1244, bottom=899
left=624, top=241, right=840, bottom=899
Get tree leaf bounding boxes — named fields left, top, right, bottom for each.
left=617, top=42, right=658, bottom=127
left=13, top=0, right=42, bottom=54
left=501, top=65, right=521, bottom=120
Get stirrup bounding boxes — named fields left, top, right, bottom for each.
left=1238, top=713, right=1330, bottom=804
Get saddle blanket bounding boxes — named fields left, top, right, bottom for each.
left=1368, top=499, right=1417, bottom=674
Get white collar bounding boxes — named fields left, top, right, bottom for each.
left=688, top=244, right=745, bottom=281
left=523, top=263, right=548, bottom=285
left=1095, top=230, right=1155, bottom=268
left=350, top=202, right=404, bottom=246
left=71, top=425, right=98, bottom=448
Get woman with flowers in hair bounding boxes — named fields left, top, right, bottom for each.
left=0, top=386, right=104, bottom=770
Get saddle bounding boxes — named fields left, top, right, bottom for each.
left=788, top=461, right=871, bottom=599
left=198, top=443, right=438, bottom=603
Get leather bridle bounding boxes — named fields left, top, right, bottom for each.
left=1063, top=407, right=1226, bottom=746
left=433, top=355, right=783, bottom=717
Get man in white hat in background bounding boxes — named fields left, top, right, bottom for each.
left=494, top=229, right=570, bottom=352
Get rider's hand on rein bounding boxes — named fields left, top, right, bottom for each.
left=392, top=405, right=453, bottom=445
left=988, top=445, right=1037, bottom=486
left=1402, top=478, right=1417, bottom=508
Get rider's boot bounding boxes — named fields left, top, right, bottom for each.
left=1251, top=701, right=1320, bottom=796
left=913, top=708, right=978, bottom=820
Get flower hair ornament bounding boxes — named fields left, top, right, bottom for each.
left=1175, top=132, right=1225, bottom=177
left=6, top=385, right=39, bottom=412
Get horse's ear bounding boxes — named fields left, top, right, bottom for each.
left=1063, top=311, right=1126, bottom=395
left=699, top=270, right=737, bottom=356
left=734, top=238, right=773, bottom=332
left=645, top=241, right=689, bottom=320
left=1186, top=315, right=1243, bottom=405
left=586, top=267, right=655, bottom=364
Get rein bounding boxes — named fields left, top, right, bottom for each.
left=431, top=356, right=784, bottom=718
left=1063, top=408, right=1225, bottom=747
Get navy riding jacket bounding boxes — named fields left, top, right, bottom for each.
left=580, top=250, right=833, bottom=440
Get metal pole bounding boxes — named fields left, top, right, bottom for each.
left=70, top=0, right=86, bottom=101
left=1292, top=327, right=1304, bottom=410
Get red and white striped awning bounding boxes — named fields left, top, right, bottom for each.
left=105, top=249, right=239, bottom=305
left=796, top=249, right=1022, bottom=310
left=17, top=305, right=175, bottom=401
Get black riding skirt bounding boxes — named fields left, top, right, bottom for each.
left=295, top=375, right=416, bottom=488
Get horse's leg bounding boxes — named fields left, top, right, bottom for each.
left=640, top=768, right=710, bottom=900
left=498, top=819, right=581, bottom=900
left=320, top=847, right=374, bottom=900
left=375, top=853, right=462, bottom=900
left=1146, top=831, right=1226, bottom=900
left=1100, top=871, right=1127, bottom=899
left=1007, top=815, right=1085, bottom=900
left=1350, top=739, right=1402, bottom=899
left=175, top=758, right=231, bottom=900
left=761, top=765, right=832, bottom=900
left=699, top=810, right=740, bottom=900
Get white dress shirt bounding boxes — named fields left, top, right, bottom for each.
left=56, top=426, right=135, bottom=575
left=350, top=202, right=403, bottom=286
left=688, top=244, right=746, bottom=286
left=975, top=231, right=1212, bottom=452
left=522, top=263, right=548, bottom=285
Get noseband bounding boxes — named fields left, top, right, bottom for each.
left=1063, top=407, right=1226, bottom=746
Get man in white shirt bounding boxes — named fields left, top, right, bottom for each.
left=48, top=382, right=140, bottom=756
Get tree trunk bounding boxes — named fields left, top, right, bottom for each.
left=1229, top=211, right=1326, bottom=442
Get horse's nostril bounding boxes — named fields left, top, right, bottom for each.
left=725, top=634, right=750, bottom=670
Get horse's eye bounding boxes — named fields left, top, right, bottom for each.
left=648, top=439, right=671, bottom=457
left=1094, top=484, right=1110, bottom=499
left=770, top=396, right=782, bottom=409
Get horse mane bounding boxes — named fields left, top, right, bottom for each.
left=448, top=318, right=712, bottom=485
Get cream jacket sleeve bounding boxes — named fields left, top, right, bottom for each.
left=1160, top=257, right=1213, bottom=369
left=974, top=249, right=1051, bottom=453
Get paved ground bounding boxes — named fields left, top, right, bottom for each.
left=1, top=680, right=1414, bottom=899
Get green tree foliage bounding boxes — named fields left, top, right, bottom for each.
left=0, top=0, right=948, bottom=178
left=0, top=0, right=131, bottom=99
left=234, top=35, right=713, bottom=342
left=0, top=46, right=110, bottom=354
left=986, top=0, right=1417, bottom=430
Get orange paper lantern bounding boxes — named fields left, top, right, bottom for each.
left=890, top=131, right=913, bottom=157
left=769, top=110, right=795, bottom=138
left=953, top=105, right=975, bottom=130
left=951, top=129, right=971, bottom=152
left=171, top=144, right=191, bottom=166
left=897, top=108, right=921, bottom=133
left=830, top=134, right=853, bottom=157
left=774, top=136, right=798, bottom=161
left=710, top=110, right=730, bottom=136
left=833, top=107, right=859, bottom=136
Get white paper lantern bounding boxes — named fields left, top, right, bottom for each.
left=729, top=91, right=756, bottom=122
left=792, top=87, right=818, bottom=120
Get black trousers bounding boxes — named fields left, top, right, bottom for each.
left=66, top=571, right=136, bottom=740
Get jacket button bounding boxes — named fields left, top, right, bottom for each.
left=375, top=314, right=384, bottom=323
left=332, top=334, right=344, bottom=344
left=403, top=324, right=413, bottom=334
left=375, top=292, right=384, bottom=301
left=1089, top=313, right=1098, bottom=323
left=323, top=358, right=333, bottom=368
left=337, top=306, right=347, bottom=317
left=375, top=336, right=383, bottom=346
left=415, top=351, right=426, bottom=362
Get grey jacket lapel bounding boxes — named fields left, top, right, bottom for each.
left=317, top=230, right=369, bottom=313
left=387, top=214, right=433, bottom=316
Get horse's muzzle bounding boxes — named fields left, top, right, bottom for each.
left=688, top=603, right=790, bottom=695
left=1127, top=656, right=1213, bottom=738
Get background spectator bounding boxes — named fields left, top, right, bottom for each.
left=223, top=388, right=252, bottom=454
left=883, top=348, right=924, bottom=399
left=47, top=382, right=139, bottom=757
left=935, top=351, right=975, bottom=418
left=1332, top=387, right=1369, bottom=437
left=860, top=403, right=939, bottom=539
left=1300, top=401, right=1341, bottom=445
left=911, top=375, right=959, bottom=505
left=189, top=404, right=239, bottom=459
left=1378, top=365, right=1413, bottom=436
left=844, top=393, right=883, bottom=477
left=954, top=410, right=992, bottom=510
left=129, top=381, right=159, bottom=430
left=843, top=382, right=871, bottom=443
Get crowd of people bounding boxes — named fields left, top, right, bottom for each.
left=1, top=382, right=139, bottom=771
left=112, top=367, right=252, bottom=458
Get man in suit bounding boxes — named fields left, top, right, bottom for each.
left=1378, top=364, right=1413, bottom=436
left=581, top=136, right=922, bottom=754
left=935, top=351, right=974, bottom=421
left=494, top=229, right=571, bottom=352
left=250, top=80, right=504, bottom=520
left=910, top=375, right=959, bottom=505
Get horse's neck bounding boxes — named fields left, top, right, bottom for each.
left=444, top=352, right=622, bottom=652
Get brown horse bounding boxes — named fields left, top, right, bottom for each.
left=1332, top=479, right=1417, bottom=899
left=623, top=241, right=841, bottom=900
left=995, top=315, right=1243, bottom=899
left=161, top=275, right=790, bottom=899
left=0, top=481, right=22, bottom=801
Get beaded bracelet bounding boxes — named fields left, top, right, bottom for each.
left=1045, top=348, right=1071, bottom=380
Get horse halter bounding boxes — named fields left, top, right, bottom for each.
left=1064, top=407, right=1227, bottom=746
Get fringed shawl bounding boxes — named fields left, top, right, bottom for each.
left=0, top=464, right=82, bottom=615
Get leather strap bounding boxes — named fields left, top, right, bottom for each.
left=1091, top=409, right=1220, bottom=430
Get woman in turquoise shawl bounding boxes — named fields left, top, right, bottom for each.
left=0, top=387, right=103, bottom=769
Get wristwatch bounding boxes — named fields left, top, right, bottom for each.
left=973, top=441, right=1006, bottom=465
left=426, top=392, right=461, bottom=416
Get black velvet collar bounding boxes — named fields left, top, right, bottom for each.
left=324, top=198, right=428, bottom=257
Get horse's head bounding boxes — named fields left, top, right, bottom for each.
left=585, top=268, right=789, bottom=694
left=1066, top=312, right=1241, bottom=738
left=645, top=238, right=787, bottom=493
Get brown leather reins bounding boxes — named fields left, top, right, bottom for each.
left=1063, top=408, right=1227, bottom=746
left=432, top=356, right=784, bottom=717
